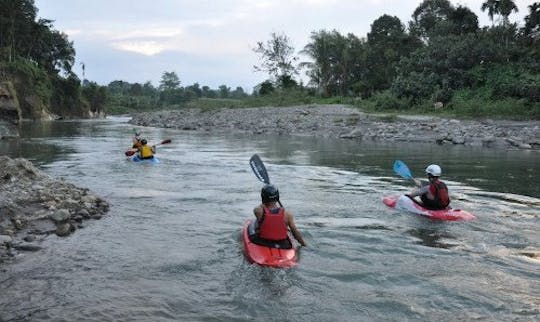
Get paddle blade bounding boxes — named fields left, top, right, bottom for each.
left=160, top=139, right=171, bottom=145
left=125, top=150, right=136, bottom=157
left=393, top=160, right=413, bottom=180
left=250, top=154, right=270, bottom=184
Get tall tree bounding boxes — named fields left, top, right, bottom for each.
left=0, top=0, right=37, bottom=62
left=449, top=6, right=479, bottom=35
left=481, top=0, right=499, bottom=25
left=253, top=32, right=299, bottom=87
left=158, top=71, right=180, bottom=91
left=498, top=0, right=519, bottom=26
left=410, top=0, right=454, bottom=40
left=365, top=15, right=422, bottom=94
left=523, top=2, right=540, bottom=38
left=481, top=0, right=519, bottom=26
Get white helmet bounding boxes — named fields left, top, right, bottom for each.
left=425, top=164, right=442, bottom=177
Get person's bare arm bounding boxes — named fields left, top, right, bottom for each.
left=253, top=205, right=263, bottom=220
left=286, top=211, right=306, bottom=247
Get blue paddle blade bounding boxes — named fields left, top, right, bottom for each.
left=250, top=154, right=271, bottom=184
left=393, top=160, right=413, bottom=180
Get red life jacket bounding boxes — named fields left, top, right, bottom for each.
left=258, top=207, right=288, bottom=241
left=429, top=179, right=450, bottom=208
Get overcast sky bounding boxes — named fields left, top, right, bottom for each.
left=34, top=0, right=531, bottom=92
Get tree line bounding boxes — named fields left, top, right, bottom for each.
left=0, top=0, right=248, bottom=117
left=1, top=0, right=538, bottom=118
left=254, top=0, right=539, bottom=117
left=106, top=71, right=248, bottom=113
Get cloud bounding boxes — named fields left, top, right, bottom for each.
left=112, top=41, right=166, bottom=56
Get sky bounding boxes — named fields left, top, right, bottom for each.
left=34, top=0, right=531, bottom=92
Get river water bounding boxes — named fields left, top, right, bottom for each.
left=1, top=117, right=539, bottom=321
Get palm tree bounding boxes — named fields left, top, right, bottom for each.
left=481, top=0, right=499, bottom=26
left=498, top=0, right=518, bottom=26
left=481, top=0, right=518, bottom=26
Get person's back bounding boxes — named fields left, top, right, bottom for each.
left=253, top=184, right=307, bottom=247
left=137, top=139, right=155, bottom=159
left=409, top=164, right=450, bottom=210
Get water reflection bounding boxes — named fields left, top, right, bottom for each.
left=252, top=135, right=540, bottom=198
left=406, top=227, right=458, bottom=249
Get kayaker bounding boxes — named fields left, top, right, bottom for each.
left=253, top=184, right=307, bottom=247
left=132, top=132, right=142, bottom=149
left=127, top=138, right=156, bottom=159
left=408, top=164, right=450, bottom=210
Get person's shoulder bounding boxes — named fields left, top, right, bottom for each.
left=254, top=204, right=263, bottom=213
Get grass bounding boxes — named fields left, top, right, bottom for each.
left=105, top=89, right=540, bottom=120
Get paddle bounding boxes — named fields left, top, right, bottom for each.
left=249, top=154, right=270, bottom=184
left=393, top=160, right=414, bottom=181
left=125, top=139, right=171, bottom=156
left=249, top=154, right=283, bottom=207
left=393, top=160, right=424, bottom=188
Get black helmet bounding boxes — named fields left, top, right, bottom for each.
left=141, top=139, right=148, bottom=145
left=261, top=184, right=279, bottom=203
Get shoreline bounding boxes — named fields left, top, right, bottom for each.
left=128, top=104, right=540, bottom=150
left=0, top=156, right=109, bottom=267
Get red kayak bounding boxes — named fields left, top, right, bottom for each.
left=383, top=195, right=475, bottom=221
left=242, top=219, right=298, bottom=268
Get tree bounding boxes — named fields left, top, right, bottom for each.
left=481, top=0, right=518, bottom=26
left=218, top=85, right=230, bottom=98
left=481, top=0, right=499, bottom=25
left=365, top=15, right=421, bottom=93
left=448, top=6, right=479, bottom=35
left=498, top=0, right=519, bottom=26
left=253, top=32, right=299, bottom=86
left=0, top=0, right=37, bottom=62
left=300, top=30, right=365, bottom=96
left=185, top=83, right=202, bottom=97
left=231, top=86, right=247, bottom=98
left=158, top=71, right=180, bottom=91
left=523, top=2, right=540, bottom=39
left=410, top=0, right=454, bottom=40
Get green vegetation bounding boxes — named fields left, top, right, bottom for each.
left=2, top=0, right=538, bottom=120
left=107, top=0, right=539, bottom=119
left=0, top=0, right=107, bottom=118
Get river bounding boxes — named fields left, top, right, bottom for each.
left=1, top=117, right=539, bottom=321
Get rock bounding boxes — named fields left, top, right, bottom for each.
left=13, top=243, right=42, bottom=252
left=55, top=223, right=71, bottom=237
left=452, top=137, right=466, bottom=144
left=433, top=102, right=443, bottom=109
left=340, top=128, right=363, bottom=139
left=50, top=209, right=70, bottom=223
left=23, top=235, right=36, bottom=242
left=0, top=235, right=13, bottom=245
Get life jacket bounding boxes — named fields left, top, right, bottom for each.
left=258, top=207, right=288, bottom=241
left=139, top=145, right=154, bottom=159
left=428, top=179, right=450, bottom=208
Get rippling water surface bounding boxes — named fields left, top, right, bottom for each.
left=1, top=117, right=539, bottom=321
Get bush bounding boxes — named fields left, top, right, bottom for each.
left=364, top=91, right=412, bottom=111
left=448, top=89, right=540, bottom=119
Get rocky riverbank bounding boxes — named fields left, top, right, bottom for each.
left=0, top=156, right=109, bottom=266
left=129, top=105, right=540, bottom=150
